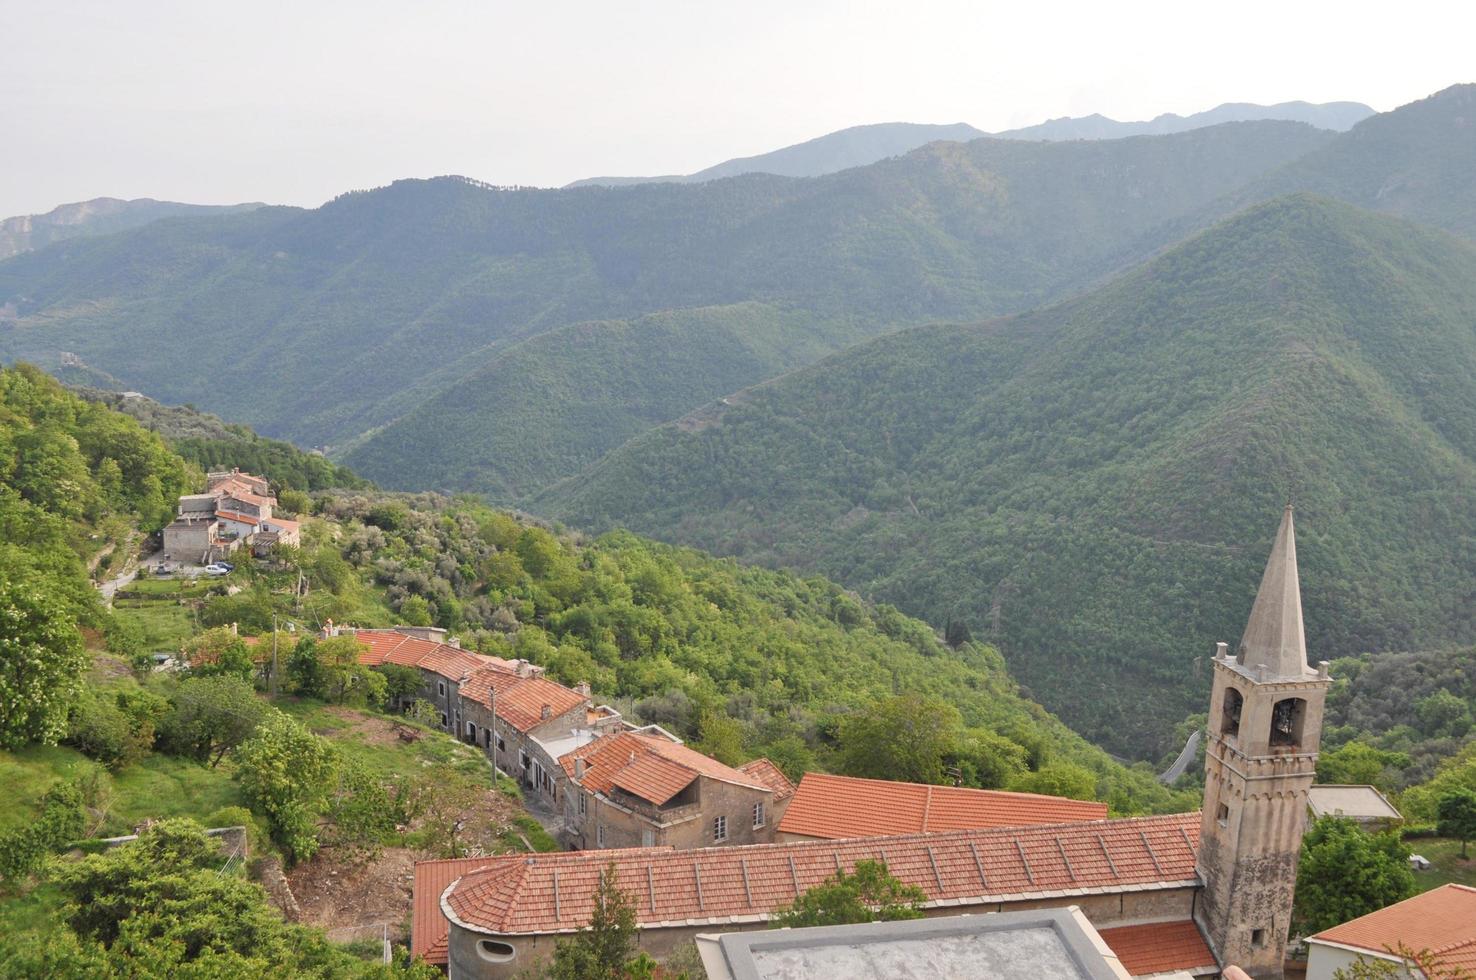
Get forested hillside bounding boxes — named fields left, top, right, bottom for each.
left=73, top=387, right=369, bottom=491
left=0, top=121, right=1331, bottom=461
left=344, top=303, right=864, bottom=496
left=542, top=195, right=1476, bottom=758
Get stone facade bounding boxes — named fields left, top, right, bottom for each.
left=565, top=770, right=778, bottom=851
left=1196, top=507, right=1328, bottom=979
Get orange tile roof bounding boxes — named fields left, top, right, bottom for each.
left=737, top=758, right=796, bottom=801
left=777, top=772, right=1108, bottom=840
left=1097, top=920, right=1217, bottom=976
left=216, top=510, right=260, bottom=526
left=1311, top=884, right=1476, bottom=971
left=475, top=670, right=584, bottom=732
left=560, top=731, right=770, bottom=806
left=435, top=811, right=1201, bottom=941
left=350, top=629, right=501, bottom=683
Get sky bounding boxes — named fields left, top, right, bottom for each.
left=2, top=0, right=1472, bottom=218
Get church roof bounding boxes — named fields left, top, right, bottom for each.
left=1237, top=505, right=1312, bottom=679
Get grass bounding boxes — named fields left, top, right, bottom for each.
left=112, top=576, right=205, bottom=651
left=1408, top=837, right=1476, bottom=893
left=273, top=698, right=494, bottom=784
left=0, top=743, right=243, bottom=839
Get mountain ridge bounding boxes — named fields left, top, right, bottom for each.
left=0, top=196, right=265, bottom=260
left=539, top=194, right=1476, bottom=757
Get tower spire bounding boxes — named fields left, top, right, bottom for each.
left=1236, top=504, right=1309, bottom=679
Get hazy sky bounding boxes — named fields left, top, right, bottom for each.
left=2, top=0, right=1471, bottom=217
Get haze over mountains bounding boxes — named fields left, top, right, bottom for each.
left=3, top=83, right=1474, bottom=756
left=0, top=197, right=264, bottom=260
left=569, top=100, right=1374, bottom=187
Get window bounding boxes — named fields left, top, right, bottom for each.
left=497, top=735, right=505, bottom=752
left=1270, top=697, right=1308, bottom=749
left=1221, top=688, right=1243, bottom=737
left=713, top=816, right=727, bottom=842
left=753, top=802, right=765, bottom=829
left=476, top=939, right=516, bottom=964
left=578, top=793, right=587, bottom=816
left=1250, top=929, right=1266, bottom=948
left=642, top=829, right=655, bottom=847
left=437, top=681, right=446, bottom=698
left=466, top=721, right=476, bottom=740
left=1216, top=802, right=1229, bottom=827
left=439, top=712, right=448, bottom=728
left=484, top=729, right=493, bottom=749
left=519, top=750, right=529, bottom=770
left=597, top=824, right=604, bottom=847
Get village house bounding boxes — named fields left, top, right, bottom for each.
left=160, top=468, right=300, bottom=563
left=1304, top=883, right=1476, bottom=979
left=775, top=771, right=1106, bottom=842
left=557, top=728, right=795, bottom=851
left=414, top=505, right=1329, bottom=980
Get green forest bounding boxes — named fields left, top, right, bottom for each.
left=544, top=195, right=1476, bottom=757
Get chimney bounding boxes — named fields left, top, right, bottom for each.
left=574, top=757, right=586, bottom=779
left=575, top=681, right=591, bottom=697
left=1214, top=641, right=1228, bottom=661
left=541, top=704, right=552, bottom=720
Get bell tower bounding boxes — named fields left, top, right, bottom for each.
left=1197, top=505, right=1328, bottom=978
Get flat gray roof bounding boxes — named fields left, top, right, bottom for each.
left=1307, top=784, right=1402, bottom=821
left=696, top=907, right=1129, bottom=980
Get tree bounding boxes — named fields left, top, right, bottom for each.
left=1417, top=690, right=1473, bottom=738
left=1316, top=741, right=1409, bottom=791
left=772, top=860, right=926, bottom=928
left=1008, top=762, right=1098, bottom=800
left=398, top=594, right=433, bottom=627
left=400, top=769, right=488, bottom=859
left=549, top=863, right=641, bottom=980
left=158, top=676, right=268, bottom=767
left=0, top=576, right=88, bottom=749
left=305, top=634, right=383, bottom=706
left=183, top=626, right=256, bottom=681
left=838, top=693, right=961, bottom=785
left=1333, top=942, right=1476, bottom=978
left=235, top=711, right=338, bottom=862
left=1294, top=817, right=1415, bottom=936
left=1437, top=788, right=1476, bottom=858
left=375, top=664, right=424, bottom=706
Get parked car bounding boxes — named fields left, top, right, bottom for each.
left=217, top=562, right=234, bottom=571
left=203, top=564, right=231, bottom=576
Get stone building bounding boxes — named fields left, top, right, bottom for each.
left=414, top=506, right=1326, bottom=979
left=1197, top=505, right=1328, bottom=978
left=557, top=728, right=793, bottom=851
left=160, top=468, right=299, bottom=562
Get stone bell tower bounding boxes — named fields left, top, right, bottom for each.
left=1197, top=505, right=1329, bottom=978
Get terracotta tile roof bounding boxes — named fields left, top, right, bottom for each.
left=350, top=629, right=500, bottom=683
left=478, top=673, right=581, bottom=726
left=737, top=758, right=796, bottom=801
left=1311, top=883, right=1476, bottom=971
left=221, top=490, right=273, bottom=509
left=216, top=510, right=260, bottom=526
left=265, top=516, right=299, bottom=534
left=560, top=731, right=770, bottom=805
left=437, top=811, right=1201, bottom=940
left=777, top=772, right=1108, bottom=840
left=413, top=856, right=492, bottom=963
left=1097, top=920, right=1217, bottom=976
left=414, top=848, right=669, bottom=965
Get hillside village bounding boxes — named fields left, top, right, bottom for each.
left=5, top=40, right=1476, bottom=980
left=144, top=475, right=1476, bottom=978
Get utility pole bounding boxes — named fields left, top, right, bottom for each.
left=271, top=613, right=279, bottom=696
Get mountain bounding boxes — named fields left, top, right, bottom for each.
left=567, top=122, right=987, bottom=187
left=341, top=303, right=861, bottom=497
left=0, top=197, right=264, bottom=260
left=995, top=100, right=1374, bottom=142
left=1240, top=84, right=1476, bottom=239
left=568, top=102, right=1372, bottom=188
left=0, top=120, right=1331, bottom=462
left=540, top=195, right=1476, bottom=759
